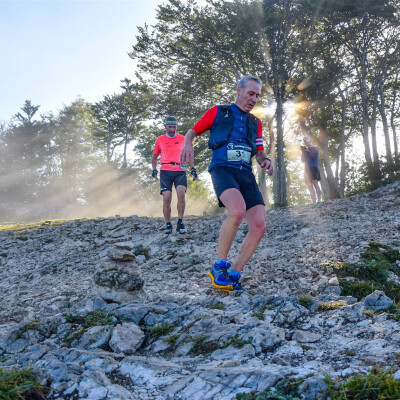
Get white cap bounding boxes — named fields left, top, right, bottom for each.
left=304, top=136, right=311, bottom=142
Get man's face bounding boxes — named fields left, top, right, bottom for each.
left=303, top=138, right=312, bottom=147
left=236, top=80, right=261, bottom=112
left=165, top=124, right=177, bottom=136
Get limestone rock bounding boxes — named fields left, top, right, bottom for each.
left=109, top=323, right=145, bottom=355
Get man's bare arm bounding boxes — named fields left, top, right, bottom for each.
left=180, top=129, right=197, bottom=167
left=151, top=154, right=158, bottom=171
left=255, top=150, right=273, bottom=176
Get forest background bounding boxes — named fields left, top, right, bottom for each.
left=1, top=0, right=399, bottom=221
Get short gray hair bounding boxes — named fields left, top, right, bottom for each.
left=237, top=75, right=262, bottom=89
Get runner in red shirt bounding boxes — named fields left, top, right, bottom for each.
left=152, top=116, right=190, bottom=234
left=181, top=76, right=273, bottom=292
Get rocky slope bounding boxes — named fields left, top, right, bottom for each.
left=1, top=181, right=400, bottom=399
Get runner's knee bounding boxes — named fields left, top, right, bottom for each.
left=249, top=219, right=266, bottom=236
left=228, top=208, right=245, bottom=224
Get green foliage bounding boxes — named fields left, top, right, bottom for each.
left=318, top=301, right=347, bottom=311
left=333, top=242, right=400, bottom=301
left=340, top=280, right=383, bottom=300
left=16, top=320, right=41, bottom=340
left=0, top=366, right=45, bottom=400
left=189, top=336, right=218, bottom=356
left=63, top=310, right=116, bottom=346
left=251, top=306, right=268, bottom=320
left=65, top=310, right=115, bottom=328
left=298, top=296, right=312, bottom=309
left=148, top=324, right=174, bottom=339
left=162, top=334, right=180, bottom=344
left=236, top=379, right=302, bottom=400
left=324, top=367, right=400, bottom=399
left=218, top=337, right=251, bottom=350
left=134, top=247, right=150, bottom=259
left=208, top=302, right=224, bottom=310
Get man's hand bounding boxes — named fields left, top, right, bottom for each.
left=190, top=166, right=198, bottom=181
left=152, top=169, right=158, bottom=179
left=260, top=158, right=274, bottom=177
left=180, top=144, right=194, bottom=167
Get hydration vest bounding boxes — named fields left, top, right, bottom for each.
left=207, top=105, right=258, bottom=157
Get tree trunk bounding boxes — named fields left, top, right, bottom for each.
left=338, top=88, right=347, bottom=198
left=378, top=79, right=393, bottom=166
left=370, top=88, right=379, bottom=164
left=318, top=158, right=329, bottom=201
left=106, top=121, right=112, bottom=164
left=390, top=72, right=399, bottom=161
left=358, top=54, right=376, bottom=184
left=122, top=117, right=128, bottom=170
left=319, top=133, right=341, bottom=199
left=273, top=94, right=287, bottom=207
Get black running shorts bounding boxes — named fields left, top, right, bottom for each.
left=160, top=170, right=187, bottom=194
left=305, top=166, right=321, bottom=182
left=210, top=166, right=264, bottom=210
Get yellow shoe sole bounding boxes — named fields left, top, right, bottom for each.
left=208, top=272, right=233, bottom=292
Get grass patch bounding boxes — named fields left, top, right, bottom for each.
left=298, top=296, right=312, bottom=309
left=218, top=336, right=251, bottom=349
left=0, top=366, right=46, bottom=400
left=162, top=334, right=180, bottom=344
left=63, top=310, right=116, bottom=346
left=148, top=324, right=174, bottom=340
left=65, top=310, right=115, bottom=328
left=251, top=306, right=268, bottom=320
left=332, top=242, right=400, bottom=301
left=16, top=320, right=41, bottom=339
left=134, top=247, right=150, bottom=259
left=0, top=219, right=69, bottom=233
left=189, top=336, right=218, bottom=356
left=325, top=367, right=400, bottom=399
left=318, top=301, right=347, bottom=311
left=208, top=302, right=225, bottom=310
left=236, top=379, right=302, bottom=400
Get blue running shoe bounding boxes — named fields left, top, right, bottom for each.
left=208, top=261, right=233, bottom=292
left=228, top=270, right=245, bottom=291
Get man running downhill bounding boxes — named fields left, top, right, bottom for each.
left=181, top=76, right=273, bottom=292
left=152, top=116, right=190, bottom=234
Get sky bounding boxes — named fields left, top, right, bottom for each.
left=0, top=0, right=206, bottom=121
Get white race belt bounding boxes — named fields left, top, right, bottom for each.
left=227, top=143, right=251, bottom=163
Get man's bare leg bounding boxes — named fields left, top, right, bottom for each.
left=217, top=188, right=246, bottom=260
left=162, top=191, right=172, bottom=222
left=231, top=204, right=266, bottom=273
left=176, top=185, right=186, bottom=219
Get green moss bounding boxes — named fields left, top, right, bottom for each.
left=189, top=336, right=218, bottom=356
left=16, top=319, right=41, bottom=339
left=0, top=366, right=46, bottom=400
left=341, top=349, right=356, bottom=357
left=149, top=324, right=174, bottom=339
left=65, top=310, right=115, bottom=328
left=236, top=379, right=303, bottom=400
left=218, top=336, right=251, bottom=349
left=162, top=334, right=180, bottom=344
left=324, top=367, right=400, bottom=399
left=298, top=296, right=312, bottom=309
left=364, top=310, right=375, bottom=318
left=318, top=301, right=347, bottom=311
left=63, top=311, right=116, bottom=346
left=134, top=247, right=150, bottom=259
left=251, top=306, right=268, bottom=320
left=208, top=302, right=225, bottom=310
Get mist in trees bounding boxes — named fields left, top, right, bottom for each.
left=1, top=0, right=399, bottom=221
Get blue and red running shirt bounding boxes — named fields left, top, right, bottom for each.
left=192, top=104, right=264, bottom=171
